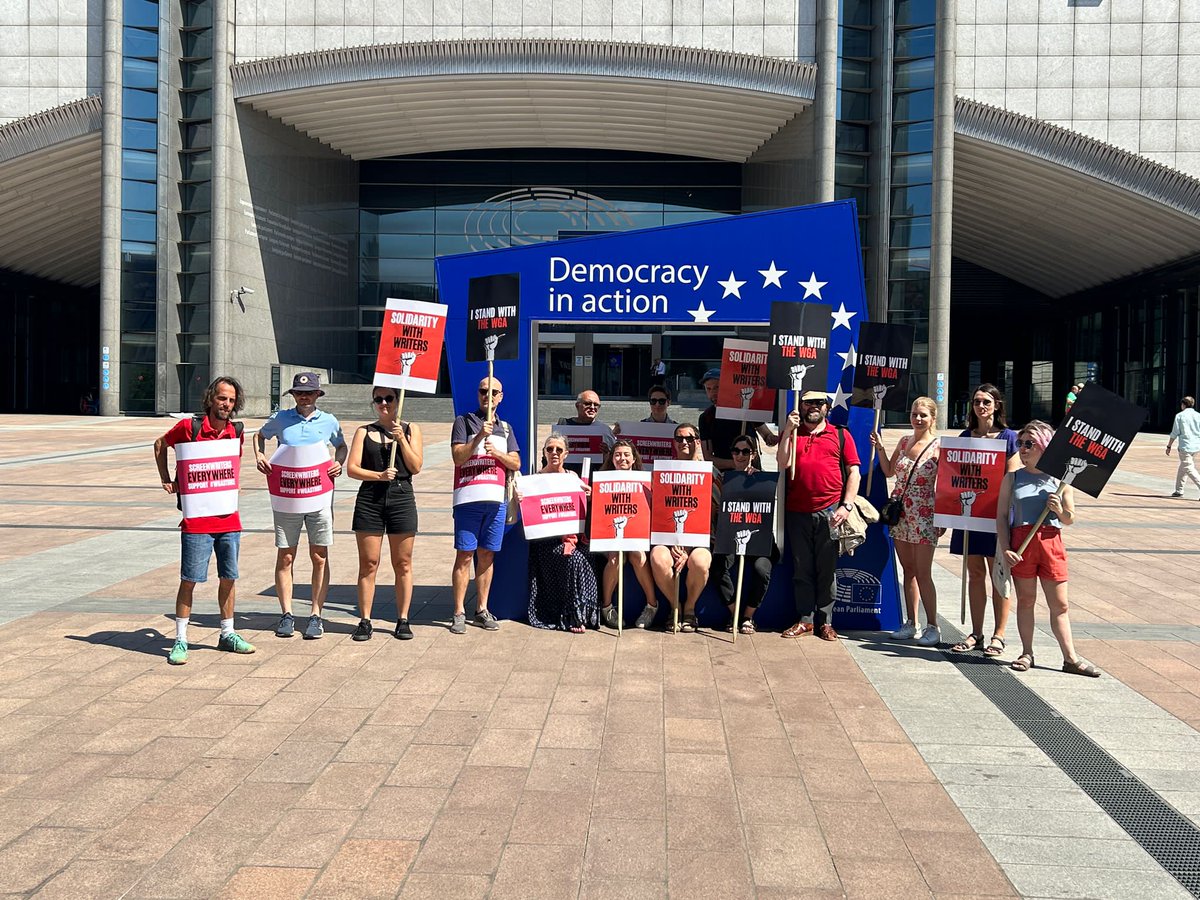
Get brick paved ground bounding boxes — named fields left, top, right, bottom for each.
left=0, top=414, right=1197, bottom=898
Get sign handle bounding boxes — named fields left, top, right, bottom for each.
left=388, top=387, right=407, bottom=470
left=960, top=531, right=969, bottom=625
left=672, top=572, right=680, bottom=634
left=486, top=360, right=494, bottom=423
left=740, top=417, right=747, bottom=437
left=617, top=550, right=624, bottom=636
left=1015, top=483, right=1068, bottom=556
left=789, top=390, right=799, bottom=470
left=865, top=406, right=882, bottom=495
left=732, top=555, right=745, bottom=645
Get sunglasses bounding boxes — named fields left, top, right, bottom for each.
left=973, top=398, right=994, bottom=406
left=544, top=446, right=566, bottom=454
left=801, top=400, right=826, bottom=406
left=1017, top=439, right=1038, bottom=449
left=731, top=447, right=753, bottom=456
left=579, top=401, right=600, bottom=408
left=479, top=388, right=501, bottom=397
left=372, top=395, right=396, bottom=405
left=649, top=398, right=669, bottom=406
left=674, top=435, right=698, bottom=444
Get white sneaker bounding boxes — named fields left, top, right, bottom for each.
left=890, top=621, right=918, bottom=641
left=915, top=625, right=941, bottom=647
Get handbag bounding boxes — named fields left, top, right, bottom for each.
left=878, top=439, right=934, bottom=527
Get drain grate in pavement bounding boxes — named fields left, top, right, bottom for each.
left=942, top=640, right=1200, bottom=898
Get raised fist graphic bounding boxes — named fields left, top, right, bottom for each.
left=399, top=351, right=418, bottom=377
left=739, top=387, right=754, bottom=410
left=871, top=384, right=889, bottom=409
left=483, top=334, right=500, bottom=362
left=672, top=509, right=689, bottom=534
left=1062, top=456, right=1088, bottom=485
left=959, top=491, right=976, bottom=517
left=612, top=516, right=628, bottom=539
left=788, top=364, right=811, bottom=391
left=734, top=528, right=753, bottom=555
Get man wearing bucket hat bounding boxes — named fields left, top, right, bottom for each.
left=254, top=372, right=347, bottom=639
left=697, top=367, right=779, bottom=471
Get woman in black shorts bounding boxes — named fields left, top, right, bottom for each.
left=347, top=387, right=423, bottom=641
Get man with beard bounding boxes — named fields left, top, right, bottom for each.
left=154, top=376, right=255, bottom=665
left=776, top=390, right=860, bottom=641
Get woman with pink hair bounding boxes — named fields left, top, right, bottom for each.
left=995, top=420, right=1100, bottom=677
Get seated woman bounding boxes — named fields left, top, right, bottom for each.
left=597, top=439, right=659, bottom=629
left=527, top=433, right=599, bottom=633
left=713, top=434, right=776, bottom=634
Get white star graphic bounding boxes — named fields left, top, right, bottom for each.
left=688, top=301, right=715, bottom=323
left=758, top=261, right=787, bottom=289
left=717, top=272, right=746, bottom=299
left=830, top=302, right=856, bottom=331
left=799, top=272, right=827, bottom=300
left=830, top=384, right=852, bottom=410
left=837, top=343, right=858, bottom=371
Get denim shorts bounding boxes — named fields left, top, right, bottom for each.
left=273, top=507, right=334, bottom=549
left=181, top=531, right=240, bottom=583
left=453, top=502, right=505, bottom=552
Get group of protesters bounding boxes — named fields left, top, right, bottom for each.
left=154, top=371, right=1101, bottom=679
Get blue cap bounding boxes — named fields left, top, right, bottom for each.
left=701, top=368, right=721, bottom=384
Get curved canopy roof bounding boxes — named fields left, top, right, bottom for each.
left=953, top=97, right=1200, bottom=298
left=0, top=96, right=103, bottom=288
left=231, top=39, right=817, bottom=162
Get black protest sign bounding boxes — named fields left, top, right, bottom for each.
left=714, top=471, right=778, bottom=557
left=466, top=273, right=520, bottom=362
left=766, top=301, right=832, bottom=393
left=1038, top=384, right=1147, bottom=498
left=852, top=322, right=914, bottom=411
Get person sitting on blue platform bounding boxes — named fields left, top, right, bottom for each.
left=597, top=439, right=659, bottom=630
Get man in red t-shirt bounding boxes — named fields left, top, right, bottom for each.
left=775, top=390, right=861, bottom=640
left=153, top=376, right=256, bottom=665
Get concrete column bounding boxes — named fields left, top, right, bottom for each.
left=209, top=0, right=232, bottom=377
left=928, top=0, right=956, bottom=427
left=813, top=0, right=838, bottom=203
left=98, top=0, right=123, bottom=416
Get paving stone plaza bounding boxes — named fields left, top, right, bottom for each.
left=1, top=413, right=1199, bottom=899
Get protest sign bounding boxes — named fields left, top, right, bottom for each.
left=266, top=443, right=334, bottom=514
left=852, top=322, right=913, bottom=412
left=714, top=471, right=778, bottom=557
left=176, top=438, right=240, bottom=519
left=466, top=273, right=520, bottom=363
left=557, top=424, right=614, bottom=465
left=589, top=470, right=651, bottom=552
left=373, top=298, right=448, bottom=393
left=650, top=459, right=714, bottom=547
left=615, top=421, right=675, bottom=463
left=716, top=339, right=776, bottom=424
left=766, top=301, right=832, bottom=392
left=519, top=473, right=586, bottom=540
left=933, top=437, right=1006, bottom=531
left=1040, top=384, right=1147, bottom=498
left=452, top=433, right=508, bottom=506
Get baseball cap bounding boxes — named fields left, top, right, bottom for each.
left=701, top=368, right=721, bottom=384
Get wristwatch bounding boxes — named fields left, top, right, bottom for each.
left=840, top=501, right=853, bottom=511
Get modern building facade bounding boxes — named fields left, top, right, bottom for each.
left=2, top=0, right=1199, bottom=428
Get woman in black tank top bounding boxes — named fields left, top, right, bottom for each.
left=346, top=387, right=424, bottom=642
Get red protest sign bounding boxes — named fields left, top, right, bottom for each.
left=374, top=298, right=448, bottom=393
left=650, top=459, right=713, bottom=547
left=453, top=433, right=508, bottom=506
left=176, top=438, right=240, bottom=519
left=715, top=339, right=776, bottom=423
left=589, top=470, right=651, bottom=552
left=614, top=422, right=675, bottom=463
left=266, top=443, right=334, bottom=514
left=933, top=436, right=1007, bottom=532
left=557, top=425, right=613, bottom=465
left=519, top=473, right=587, bottom=540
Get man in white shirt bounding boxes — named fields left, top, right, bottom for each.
left=1166, top=396, right=1200, bottom=499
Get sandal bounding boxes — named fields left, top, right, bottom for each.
left=951, top=633, right=984, bottom=653
left=983, top=635, right=1006, bottom=657
left=1010, top=653, right=1034, bottom=672
left=1062, top=658, right=1101, bottom=678
left=740, top=619, right=756, bottom=635
left=679, top=614, right=698, bottom=634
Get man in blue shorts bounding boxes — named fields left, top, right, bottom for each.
left=254, top=372, right=347, bottom=640
left=449, top=377, right=522, bottom=634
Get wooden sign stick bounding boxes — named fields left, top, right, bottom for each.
left=865, top=405, right=882, bottom=495
left=731, top=555, right=745, bottom=645
left=388, top=387, right=407, bottom=469
left=960, top=531, right=969, bottom=625
left=617, top=550, right=624, bottom=636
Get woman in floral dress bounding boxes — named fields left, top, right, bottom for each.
left=870, top=397, right=944, bottom=646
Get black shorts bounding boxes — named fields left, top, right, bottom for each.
left=352, top=480, right=418, bottom=534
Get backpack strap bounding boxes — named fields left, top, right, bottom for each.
left=189, top=415, right=242, bottom=440
left=834, top=425, right=848, bottom=486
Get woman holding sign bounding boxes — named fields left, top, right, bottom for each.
left=998, top=421, right=1100, bottom=677
left=527, top=433, right=599, bottom=633
left=715, top=435, right=775, bottom=634
left=871, top=397, right=944, bottom=647
left=949, top=384, right=1020, bottom=655
left=597, top=439, right=659, bottom=629
left=347, top=387, right=424, bottom=641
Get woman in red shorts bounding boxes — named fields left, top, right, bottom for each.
left=995, top=421, right=1100, bottom=677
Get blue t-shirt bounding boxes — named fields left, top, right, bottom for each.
left=259, top=407, right=346, bottom=448
left=1012, top=469, right=1061, bottom=527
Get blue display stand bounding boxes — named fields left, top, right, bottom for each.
left=434, top=202, right=902, bottom=633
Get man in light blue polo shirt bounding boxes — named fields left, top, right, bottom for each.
left=1166, top=395, right=1200, bottom=499
left=254, top=372, right=347, bottom=638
